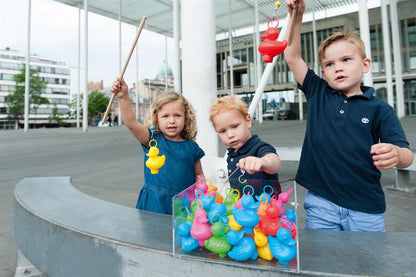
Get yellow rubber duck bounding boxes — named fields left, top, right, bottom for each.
left=145, top=145, right=165, bottom=174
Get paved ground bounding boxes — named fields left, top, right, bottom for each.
left=1, top=117, right=415, bottom=276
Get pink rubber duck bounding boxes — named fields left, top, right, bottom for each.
left=190, top=201, right=212, bottom=246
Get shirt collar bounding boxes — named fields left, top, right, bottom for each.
left=227, top=134, right=259, bottom=157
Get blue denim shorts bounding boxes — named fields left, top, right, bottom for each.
left=304, top=192, right=385, bottom=232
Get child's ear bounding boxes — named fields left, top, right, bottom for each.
left=362, top=58, right=371, bottom=73
left=246, top=114, right=252, bottom=127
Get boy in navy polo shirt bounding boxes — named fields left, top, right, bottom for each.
left=285, top=0, right=414, bottom=231
left=209, top=95, right=282, bottom=197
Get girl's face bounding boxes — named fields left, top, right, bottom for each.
left=156, top=100, right=186, bottom=141
left=211, top=109, right=252, bottom=151
left=321, top=40, right=370, bottom=97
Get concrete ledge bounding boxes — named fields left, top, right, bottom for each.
left=391, top=156, right=416, bottom=193
left=14, top=177, right=416, bottom=277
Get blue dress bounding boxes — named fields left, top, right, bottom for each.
left=137, top=132, right=205, bottom=215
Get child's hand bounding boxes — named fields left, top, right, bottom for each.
left=110, top=77, right=128, bottom=99
left=286, top=0, right=305, bottom=14
left=371, top=143, right=401, bottom=170
left=237, top=156, right=265, bottom=174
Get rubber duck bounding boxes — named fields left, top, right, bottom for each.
left=259, top=202, right=281, bottom=236
left=226, top=229, right=258, bottom=261
left=232, top=193, right=260, bottom=234
left=175, top=219, right=199, bottom=252
left=204, top=221, right=232, bottom=257
left=227, top=214, right=243, bottom=231
left=268, top=221, right=297, bottom=265
left=254, top=228, right=273, bottom=261
left=223, top=189, right=238, bottom=216
left=190, top=201, right=212, bottom=246
left=258, top=18, right=288, bottom=62
left=195, top=175, right=208, bottom=194
left=145, top=145, right=165, bottom=174
left=279, top=187, right=293, bottom=204
left=207, top=202, right=228, bottom=224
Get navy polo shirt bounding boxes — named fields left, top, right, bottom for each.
left=296, top=69, right=410, bottom=214
left=227, top=135, right=280, bottom=197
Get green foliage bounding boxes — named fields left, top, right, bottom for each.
left=67, top=93, right=83, bottom=119
left=88, top=90, right=109, bottom=118
left=48, top=103, right=64, bottom=126
left=6, top=65, right=48, bottom=118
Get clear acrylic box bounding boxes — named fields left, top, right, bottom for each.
left=172, top=173, right=299, bottom=273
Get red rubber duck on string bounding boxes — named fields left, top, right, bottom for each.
left=258, top=1, right=288, bottom=62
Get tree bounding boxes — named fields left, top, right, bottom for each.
left=48, top=103, right=64, bottom=126
left=88, top=90, right=110, bottom=119
left=67, top=93, right=83, bottom=119
left=6, top=65, right=49, bottom=126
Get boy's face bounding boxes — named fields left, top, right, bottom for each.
left=211, top=109, right=252, bottom=151
left=321, top=40, right=370, bottom=97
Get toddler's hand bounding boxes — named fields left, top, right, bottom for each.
left=110, top=77, right=128, bottom=98
left=371, top=143, right=400, bottom=170
left=237, top=156, right=264, bottom=174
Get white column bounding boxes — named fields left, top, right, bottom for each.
left=254, top=0, right=263, bottom=123
left=77, top=4, right=81, bottom=128
left=165, top=35, right=168, bottom=91
left=24, top=0, right=31, bottom=132
left=381, top=0, right=394, bottom=108
left=173, top=0, right=181, bottom=92
left=135, top=25, right=139, bottom=121
left=83, top=0, right=88, bottom=132
left=358, top=0, right=373, bottom=86
left=228, top=1, right=234, bottom=96
left=181, top=0, right=218, bottom=179
left=390, top=0, right=405, bottom=118
left=118, top=0, right=122, bottom=125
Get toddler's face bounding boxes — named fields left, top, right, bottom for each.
left=157, top=100, right=185, bottom=141
left=321, top=40, right=370, bottom=97
left=212, top=109, right=252, bottom=151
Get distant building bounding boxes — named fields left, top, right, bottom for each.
left=216, top=2, right=416, bottom=117
left=0, top=47, right=71, bottom=129
left=109, top=60, right=175, bottom=124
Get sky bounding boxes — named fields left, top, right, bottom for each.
left=0, top=0, right=175, bottom=88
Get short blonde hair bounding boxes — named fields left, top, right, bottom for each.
left=146, top=91, right=198, bottom=141
left=209, top=95, right=249, bottom=124
left=318, top=29, right=366, bottom=67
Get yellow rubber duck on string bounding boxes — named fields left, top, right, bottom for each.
left=145, top=125, right=166, bottom=174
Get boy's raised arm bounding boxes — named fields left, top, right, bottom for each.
left=284, top=0, right=308, bottom=86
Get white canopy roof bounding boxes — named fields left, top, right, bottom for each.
left=54, top=0, right=364, bottom=36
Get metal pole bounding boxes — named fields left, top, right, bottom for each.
left=83, top=0, right=88, bottom=132
left=358, top=0, right=373, bottom=86
left=165, top=35, right=168, bottom=91
left=228, top=0, right=233, bottom=95
left=381, top=0, right=394, bottom=108
left=77, top=4, right=81, bottom=128
left=173, top=0, right=181, bottom=92
left=24, top=0, right=31, bottom=132
left=254, top=0, right=263, bottom=123
left=390, top=0, right=405, bottom=118
left=118, top=0, right=122, bottom=126
left=135, top=25, right=139, bottom=121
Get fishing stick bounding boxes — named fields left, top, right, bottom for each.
left=101, top=16, right=147, bottom=124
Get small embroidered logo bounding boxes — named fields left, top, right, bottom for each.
left=361, top=118, right=369, bottom=124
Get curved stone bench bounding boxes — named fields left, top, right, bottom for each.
left=14, top=177, right=416, bottom=277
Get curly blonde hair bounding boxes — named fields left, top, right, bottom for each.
left=145, top=91, right=198, bottom=141
left=209, top=95, right=249, bottom=126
